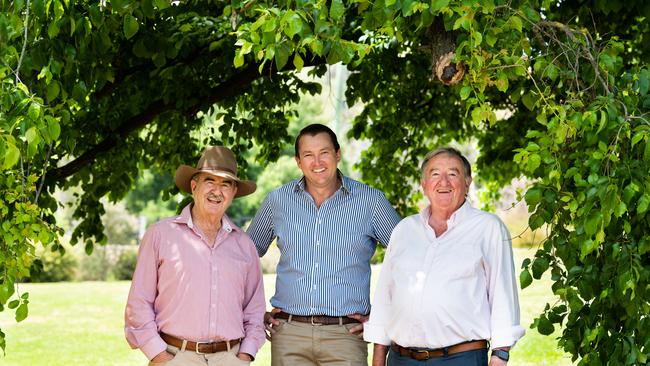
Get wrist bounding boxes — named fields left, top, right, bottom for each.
left=491, top=348, right=510, bottom=362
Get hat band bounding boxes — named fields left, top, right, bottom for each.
left=197, top=166, right=237, bottom=175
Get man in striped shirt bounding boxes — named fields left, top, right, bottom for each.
left=247, top=123, right=401, bottom=366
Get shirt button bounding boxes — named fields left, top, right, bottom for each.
left=315, top=263, right=319, bottom=268
left=211, top=304, right=216, bottom=308
left=316, top=241, right=320, bottom=246
left=313, top=284, right=317, bottom=289
left=212, top=285, right=217, bottom=290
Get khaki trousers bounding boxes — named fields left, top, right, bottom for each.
left=271, top=319, right=368, bottom=366
left=148, top=343, right=251, bottom=366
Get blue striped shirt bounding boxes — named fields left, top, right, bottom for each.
left=247, top=174, right=400, bottom=316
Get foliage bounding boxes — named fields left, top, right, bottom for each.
left=111, top=249, right=137, bottom=281
left=0, top=0, right=649, bottom=364
left=77, top=249, right=111, bottom=282
left=28, top=247, right=78, bottom=283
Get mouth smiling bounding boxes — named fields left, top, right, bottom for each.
left=207, top=194, right=224, bottom=204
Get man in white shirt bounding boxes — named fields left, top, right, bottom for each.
left=364, top=147, right=525, bottom=366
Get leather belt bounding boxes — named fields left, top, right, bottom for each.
left=392, top=340, right=488, bottom=361
left=275, top=311, right=361, bottom=325
left=160, top=332, right=240, bottom=354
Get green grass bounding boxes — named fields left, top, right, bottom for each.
left=0, top=248, right=573, bottom=365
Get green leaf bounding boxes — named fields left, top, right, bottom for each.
left=525, top=187, right=543, bottom=207
left=638, top=194, right=650, bottom=214
left=537, top=316, right=555, bottom=335
left=53, top=0, right=64, bottom=20
left=631, top=132, right=645, bottom=147
left=153, top=0, right=170, bottom=10
left=460, top=86, right=471, bottom=100
left=47, top=117, right=61, bottom=140
left=285, top=13, right=303, bottom=38
left=28, top=102, right=41, bottom=120
left=495, top=72, right=508, bottom=92
left=638, top=69, right=649, bottom=96
left=47, top=21, right=60, bottom=38
left=508, top=15, right=523, bottom=33
left=520, top=269, right=533, bottom=289
left=597, top=110, right=607, bottom=134
left=0, top=282, right=15, bottom=304
left=330, top=0, right=344, bottom=20
left=123, top=14, right=139, bottom=40
left=15, top=303, right=28, bottom=322
left=3, top=143, right=20, bottom=169
left=431, top=0, right=450, bottom=12
left=521, top=92, right=537, bottom=111
left=584, top=211, right=602, bottom=236
left=234, top=51, right=244, bottom=68
left=293, top=54, right=304, bottom=71
left=274, top=45, right=290, bottom=70
left=532, top=257, right=549, bottom=279
left=46, top=81, right=60, bottom=101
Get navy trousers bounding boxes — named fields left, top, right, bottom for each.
left=387, top=348, right=488, bottom=366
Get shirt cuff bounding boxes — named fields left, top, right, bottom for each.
left=491, top=325, right=526, bottom=348
left=141, top=335, right=168, bottom=361
left=363, top=323, right=391, bottom=346
left=239, top=338, right=258, bottom=359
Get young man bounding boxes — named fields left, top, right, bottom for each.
left=247, top=124, right=401, bottom=366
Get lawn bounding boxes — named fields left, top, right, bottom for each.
left=0, top=248, right=573, bottom=365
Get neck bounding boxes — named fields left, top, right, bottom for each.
left=305, top=178, right=341, bottom=208
left=191, top=207, right=223, bottom=233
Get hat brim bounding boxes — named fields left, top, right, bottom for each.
left=174, top=165, right=257, bottom=198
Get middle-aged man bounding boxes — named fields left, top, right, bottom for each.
left=364, top=147, right=525, bottom=366
left=247, top=123, right=401, bottom=366
left=125, top=146, right=266, bottom=366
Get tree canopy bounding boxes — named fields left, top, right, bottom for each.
left=1, top=0, right=649, bottom=363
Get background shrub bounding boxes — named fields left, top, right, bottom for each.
left=112, top=250, right=138, bottom=280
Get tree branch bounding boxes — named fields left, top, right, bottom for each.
left=46, top=56, right=325, bottom=183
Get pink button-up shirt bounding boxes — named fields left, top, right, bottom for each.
left=124, top=205, right=265, bottom=360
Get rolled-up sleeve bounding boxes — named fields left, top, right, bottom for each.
left=124, top=227, right=167, bottom=360
left=364, top=232, right=399, bottom=346
left=238, top=238, right=267, bottom=358
left=486, top=220, right=526, bottom=348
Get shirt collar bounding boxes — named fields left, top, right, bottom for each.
left=293, top=170, right=351, bottom=195
left=174, top=203, right=237, bottom=233
left=419, top=199, right=472, bottom=229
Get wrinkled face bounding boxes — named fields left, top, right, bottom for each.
left=190, top=173, right=238, bottom=218
left=421, top=153, right=471, bottom=214
left=295, top=132, right=341, bottom=190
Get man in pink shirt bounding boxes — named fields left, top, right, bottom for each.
left=125, top=146, right=266, bottom=365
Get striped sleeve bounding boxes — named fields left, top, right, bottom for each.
left=371, top=191, right=401, bottom=247
left=246, top=193, right=276, bottom=257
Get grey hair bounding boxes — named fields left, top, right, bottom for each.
left=420, top=147, right=472, bottom=179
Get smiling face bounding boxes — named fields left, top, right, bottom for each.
left=295, top=132, right=341, bottom=191
left=421, top=153, right=472, bottom=216
left=190, top=173, right=238, bottom=221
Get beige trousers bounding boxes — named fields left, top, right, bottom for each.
left=271, top=319, right=368, bottom=366
left=148, top=344, right=251, bottom=366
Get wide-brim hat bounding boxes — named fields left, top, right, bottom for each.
left=174, top=146, right=256, bottom=198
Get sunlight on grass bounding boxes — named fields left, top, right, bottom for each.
left=0, top=248, right=573, bottom=365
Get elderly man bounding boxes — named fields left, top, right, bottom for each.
left=125, top=146, right=265, bottom=365
left=364, top=147, right=525, bottom=366
left=247, top=123, right=401, bottom=366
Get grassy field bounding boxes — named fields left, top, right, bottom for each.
left=0, top=248, right=573, bottom=365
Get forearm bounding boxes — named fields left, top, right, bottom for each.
left=371, top=343, right=389, bottom=366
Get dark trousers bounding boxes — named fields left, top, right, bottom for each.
left=387, top=348, right=488, bottom=366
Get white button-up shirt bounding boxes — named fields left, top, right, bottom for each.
left=364, top=201, right=525, bottom=349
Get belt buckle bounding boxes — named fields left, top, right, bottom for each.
left=310, top=316, right=323, bottom=326
left=194, top=341, right=210, bottom=354
left=414, top=349, right=431, bottom=360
